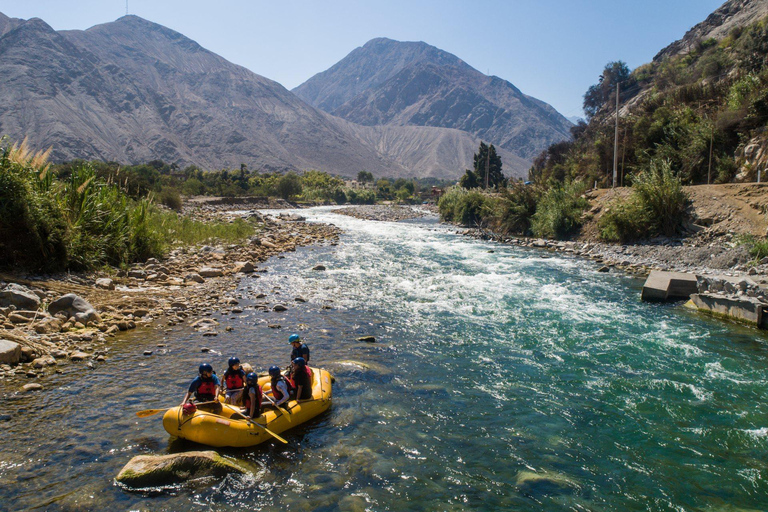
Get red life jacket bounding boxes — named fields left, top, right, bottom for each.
left=271, top=375, right=292, bottom=401
left=243, top=384, right=262, bottom=412
left=225, top=370, right=244, bottom=390
left=195, top=378, right=217, bottom=401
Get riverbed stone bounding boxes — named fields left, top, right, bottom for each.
left=115, top=451, right=252, bottom=488
left=33, top=317, right=63, bottom=334
left=0, top=339, right=21, bottom=364
left=234, top=261, right=255, bottom=273
left=357, top=336, right=376, bottom=343
left=312, top=265, right=327, bottom=271
left=48, top=294, right=101, bottom=324
left=95, top=278, right=115, bottom=290
left=273, top=304, right=288, bottom=312
left=22, top=383, right=42, bottom=392
left=69, top=351, right=90, bottom=361
left=516, top=470, right=579, bottom=496
left=0, top=284, right=41, bottom=310
left=199, top=267, right=224, bottom=278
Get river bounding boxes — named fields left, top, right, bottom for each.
left=1, top=207, right=767, bottom=511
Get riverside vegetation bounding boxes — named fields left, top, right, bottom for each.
left=440, top=11, right=768, bottom=261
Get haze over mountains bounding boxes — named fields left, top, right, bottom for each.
left=0, top=12, right=570, bottom=179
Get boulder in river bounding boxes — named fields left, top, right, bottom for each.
left=48, top=294, right=101, bottom=324
left=312, top=265, right=327, bottom=271
left=516, top=470, right=579, bottom=496
left=115, top=451, right=252, bottom=488
left=95, top=278, right=115, bottom=290
left=0, top=284, right=41, bottom=310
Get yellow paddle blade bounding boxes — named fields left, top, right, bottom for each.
left=135, top=409, right=165, bottom=418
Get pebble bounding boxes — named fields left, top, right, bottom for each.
left=143, top=350, right=153, bottom=356
left=201, top=347, right=211, bottom=352
left=268, top=324, right=281, bottom=329
left=357, top=336, right=376, bottom=343
left=22, top=383, right=42, bottom=392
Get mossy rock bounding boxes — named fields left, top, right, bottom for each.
left=116, top=450, right=251, bottom=488
left=516, top=470, right=579, bottom=496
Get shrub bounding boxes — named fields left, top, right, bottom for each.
left=437, top=187, right=466, bottom=222
left=599, top=160, right=689, bottom=242
left=160, top=187, right=183, bottom=211
left=455, top=190, right=489, bottom=226
left=492, top=181, right=541, bottom=235
left=530, top=181, right=588, bottom=239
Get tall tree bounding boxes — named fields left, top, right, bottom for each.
left=583, top=61, right=631, bottom=119
left=472, top=142, right=504, bottom=189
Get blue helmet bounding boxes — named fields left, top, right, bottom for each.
left=246, top=372, right=259, bottom=384
left=288, top=334, right=300, bottom=344
left=292, top=357, right=306, bottom=367
left=199, top=363, right=213, bottom=374
left=268, top=365, right=281, bottom=376
left=228, top=357, right=240, bottom=367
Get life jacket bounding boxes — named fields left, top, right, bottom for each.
left=195, top=377, right=217, bottom=401
left=293, top=366, right=313, bottom=400
left=270, top=375, right=293, bottom=402
left=243, top=383, right=263, bottom=413
left=224, top=369, right=245, bottom=390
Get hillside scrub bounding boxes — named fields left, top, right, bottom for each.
left=599, top=160, right=689, bottom=242
left=532, top=14, right=768, bottom=192
left=0, top=140, right=257, bottom=271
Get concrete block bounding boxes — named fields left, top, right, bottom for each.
left=641, top=271, right=699, bottom=302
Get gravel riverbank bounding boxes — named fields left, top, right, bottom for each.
left=335, top=204, right=436, bottom=222
left=0, top=209, right=339, bottom=388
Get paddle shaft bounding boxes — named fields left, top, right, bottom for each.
left=232, top=411, right=288, bottom=444
left=135, top=400, right=219, bottom=418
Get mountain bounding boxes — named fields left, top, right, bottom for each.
left=293, top=38, right=573, bottom=162
left=0, top=14, right=513, bottom=179
left=655, top=0, right=768, bottom=61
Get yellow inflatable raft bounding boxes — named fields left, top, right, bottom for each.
left=163, top=367, right=333, bottom=448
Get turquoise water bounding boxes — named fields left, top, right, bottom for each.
left=1, top=208, right=768, bottom=511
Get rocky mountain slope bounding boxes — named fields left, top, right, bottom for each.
left=655, top=0, right=768, bottom=61
left=293, top=38, right=573, bottom=162
left=0, top=13, right=516, bottom=179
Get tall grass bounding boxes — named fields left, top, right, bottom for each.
left=0, top=139, right=257, bottom=271
left=438, top=187, right=493, bottom=226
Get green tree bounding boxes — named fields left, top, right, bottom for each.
left=277, top=172, right=302, bottom=200
left=357, top=170, right=374, bottom=184
left=459, top=169, right=479, bottom=189
left=472, top=142, right=504, bottom=189
left=583, top=61, right=632, bottom=119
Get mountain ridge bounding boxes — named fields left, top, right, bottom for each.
left=293, top=37, right=573, bottom=162
left=0, top=14, right=525, bottom=179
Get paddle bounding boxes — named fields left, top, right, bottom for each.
left=135, top=401, right=219, bottom=418
left=264, top=394, right=292, bottom=421
left=231, top=410, right=288, bottom=444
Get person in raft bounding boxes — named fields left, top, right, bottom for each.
left=289, top=334, right=310, bottom=365
left=290, top=357, right=313, bottom=401
left=242, top=372, right=263, bottom=419
left=181, top=363, right=221, bottom=405
left=266, top=365, right=292, bottom=407
left=223, top=357, right=246, bottom=405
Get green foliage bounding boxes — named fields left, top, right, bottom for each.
left=530, top=181, right=589, bottom=239
left=738, top=234, right=768, bottom=261
left=599, top=160, right=689, bottom=242
left=346, top=189, right=376, bottom=204
left=0, top=141, right=257, bottom=271
left=583, top=61, right=632, bottom=119
left=459, top=169, right=479, bottom=189
left=357, top=170, right=374, bottom=184
left=437, top=187, right=491, bottom=226
left=461, top=143, right=504, bottom=189
left=491, top=181, right=541, bottom=235
left=276, top=172, right=302, bottom=200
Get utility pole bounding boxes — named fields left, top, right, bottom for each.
left=485, top=145, right=490, bottom=189
left=126, top=0, right=129, bottom=16
left=707, top=125, right=714, bottom=185
left=612, top=81, right=620, bottom=188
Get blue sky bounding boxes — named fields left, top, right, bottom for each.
left=0, top=0, right=725, bottom=118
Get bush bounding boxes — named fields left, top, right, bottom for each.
left=160, top=187, right=183, bottom=211
left=530, top=181, right=588, bottom=239
left=492, top=181, right=541, bottom=235
left=437, top=187, right=491, bottom=226
left=437, top=187, right=466, bottom=222
left=599, top=160, right=689, bottom=242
